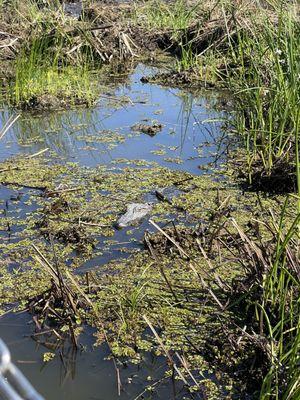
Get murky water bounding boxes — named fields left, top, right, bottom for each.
left=0, top=64, right=228, bottom=399
left=0, top=312, right=186, bottom=400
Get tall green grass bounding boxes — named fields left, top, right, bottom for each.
left=133, top=0, right=200, bottom=32
left=10, top=38, right=97, bottom=106
left=225, top=5, right=300, bottom=396
left=176, top=42, right=221, bottom=84
left=0, top=0, right=101, bottom=107
left=248, top=12, right=300, bottom=392
left=19, top=1, right=96, bottom=64
left=257, top=199, right=300, bottom=400
left=154, top=0, right=299, bottom=190
left=228, top=6, right=300, bottom=188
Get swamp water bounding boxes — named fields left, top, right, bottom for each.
left=0, top=64, right=228, bottom=399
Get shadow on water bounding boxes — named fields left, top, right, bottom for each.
left=0, top=64, right=230, bottom=399
left=0, top=312, right=191, bottom=400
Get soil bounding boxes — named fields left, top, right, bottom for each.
left=131, top=122, right=163, bottom=136
left=141, top=70, right=216, bottom=88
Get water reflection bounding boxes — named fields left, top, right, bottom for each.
left=0, top=65, right=227, bottom=174
left=0, top=312, right=192, bottom=400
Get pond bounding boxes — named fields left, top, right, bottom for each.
left=0, top=64, right=228, bottom=400
left=0, top=65, right=227, bottom=171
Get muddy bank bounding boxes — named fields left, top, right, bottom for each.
left=0, top=0, right=265, bottom=108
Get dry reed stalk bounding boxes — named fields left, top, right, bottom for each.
left=0, top=114, right=20, bottom=140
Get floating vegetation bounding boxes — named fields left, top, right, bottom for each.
left=131, top=122, right=163, bottom=137
left=0, top=151, right=296, bottom=397
left=0, top=155, right=289, bottom=316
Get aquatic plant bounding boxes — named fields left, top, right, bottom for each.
left=0, top=0, right=139, bottom=106
left=260, top=209, right=300, bottom=399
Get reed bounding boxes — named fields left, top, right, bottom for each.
left=133, top=0, right=200, bottom=32
left=9, top=37, right=97, bottom=107
left=227, top=6, right=300, bottom=393
left=225, top=4, right=299, bottom=191
left=258, top=201, right=300, bottom=399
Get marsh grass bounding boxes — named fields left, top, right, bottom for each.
left=5, top=29, right=98, bottom=107
left=226, top=6, right=300, bottom=190
left=176, top=42, right=221, bottom=84
left=13, top=0, right=97, bottom=64
left=13, top=54, right=96, bottom=107
left=222, top=5, right=300, bottom=394
left=0, top=0, right=100, bottom=107
left=262, top=97, right=300, bottom=399
left=148, top=0, right=299, bottom=191
left=258, top=202, right=300, bottom=399
left=133, top=0, right=200, bottom=32
left=227, top=202, right=300, bottom=399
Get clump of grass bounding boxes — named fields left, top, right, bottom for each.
left=133, top=0, right=200, bottom=32
left=0, top=0, right=133, bottom=69
left=15, top=64, right=96, bottom=107
left=8, top=38, right=97, bottom=108
left=227, top=6, right=300, bottom=191
left=260, top=210, right=300, bottom=399
left=10, top=0, right=97, bottom=65
left=247, top=201, right=300, bottom=400
left=0, top=0, right=141, bottom=107
left=175, top=42, right=220, bottom=84
left=222, top=5, right=300, bottom=390
left=222, top=204, right=300, bottom=399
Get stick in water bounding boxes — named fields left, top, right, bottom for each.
left=0, top=114, right=20, bottom=140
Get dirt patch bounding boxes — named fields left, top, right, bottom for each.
left=141, top=69, right=215, bottom=88
left=19, top=93, right=92, bottom=111
left=229, top=149, right=297, bottom=194
left=131, top=122, right=163, bottom=136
